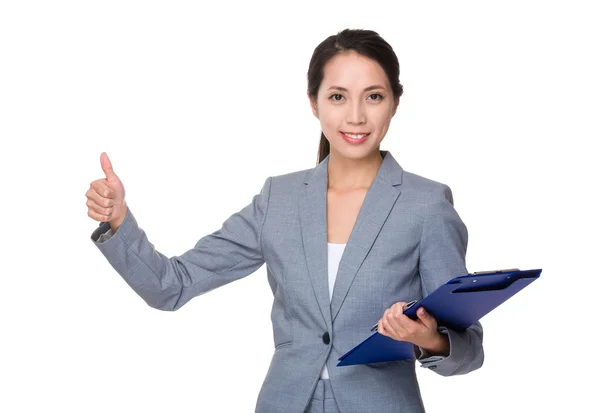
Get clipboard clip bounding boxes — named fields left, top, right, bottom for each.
left=471, top=268, right=520, bottom=275
left=370, top=299, right=418, bottom=332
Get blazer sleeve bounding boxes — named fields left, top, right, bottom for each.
left=90, top=176, right=272, bottom=311
left=414, top=183, right=485, bottom=376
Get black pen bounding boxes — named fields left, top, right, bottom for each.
left=370, top=299, right=418, bottom=332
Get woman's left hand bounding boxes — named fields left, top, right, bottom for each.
left=377, top=302, right=442, bottom=350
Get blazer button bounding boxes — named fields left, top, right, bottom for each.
left=428, top=365, right=437, bottom=370
left=322, top=332, right=330, bottom=345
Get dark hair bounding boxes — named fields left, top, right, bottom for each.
left=307, top=29, right=404, bottom=165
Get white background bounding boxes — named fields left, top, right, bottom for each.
left=1, top=1, right=598, bottom=412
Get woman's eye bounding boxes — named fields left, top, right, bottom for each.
left=330, top=94, right=344, bottom=101
left=368, top=93, right=383, bottom=101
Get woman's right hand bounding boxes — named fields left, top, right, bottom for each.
left=86, top=152, right=128, bottom=232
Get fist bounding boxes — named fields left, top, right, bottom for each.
left=377, top=302, right=440, bottom=349
left=86, top=152, right=127, bottom=228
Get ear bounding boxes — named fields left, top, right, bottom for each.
left=392, top=96, right=400, bottom=117
left=307, top=91, right=319, bottom=118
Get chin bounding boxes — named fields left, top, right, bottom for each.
left=335, top=146, right=380, bottom=159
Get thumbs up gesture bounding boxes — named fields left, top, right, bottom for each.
left=86, top=152, right=128, bottom=231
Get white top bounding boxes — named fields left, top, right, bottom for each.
left=320, top=242, right=347, bottom=379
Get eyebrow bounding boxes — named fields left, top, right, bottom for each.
left=327, top=85, right=386, bottom=92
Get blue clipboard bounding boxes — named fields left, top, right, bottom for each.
left=337, top=268, right=542, bottom=366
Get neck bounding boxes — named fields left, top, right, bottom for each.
left=327, top=149, right=384, bottom=191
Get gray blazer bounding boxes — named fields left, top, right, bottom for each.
left=90, top=149, right=484, bottom=413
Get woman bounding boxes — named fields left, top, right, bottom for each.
left=87, top=28, right=483, bottom=413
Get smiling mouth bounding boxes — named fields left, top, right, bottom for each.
left=341, top=132, right=370, bottom=138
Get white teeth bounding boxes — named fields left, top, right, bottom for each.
left=343, top=132, right=367, bottom=139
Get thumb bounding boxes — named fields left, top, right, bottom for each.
left=416, top=307, right=437, bottom=329
left=417, top=307, right=430, bottom=321
left=100, top=152, right=117, bottom=180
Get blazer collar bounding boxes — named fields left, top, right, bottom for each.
left=298, top=149, right=404, bottom=329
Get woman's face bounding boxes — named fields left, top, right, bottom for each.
left=308, top=50, right=399, bottom=161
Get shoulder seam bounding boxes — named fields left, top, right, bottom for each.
left=258, top=176, right=272, bottom=260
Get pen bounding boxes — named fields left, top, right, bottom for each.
left=370, top=299, right=418, bottom=332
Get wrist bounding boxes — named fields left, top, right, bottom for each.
left=109, top=203, right=128, bottom=233
left=421, top=332, right=449, bottom=357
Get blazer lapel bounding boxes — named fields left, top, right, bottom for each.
left=298, top=150, right=404, bottom=328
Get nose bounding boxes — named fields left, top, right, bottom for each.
left=346, top=101, right=366, bottom=125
